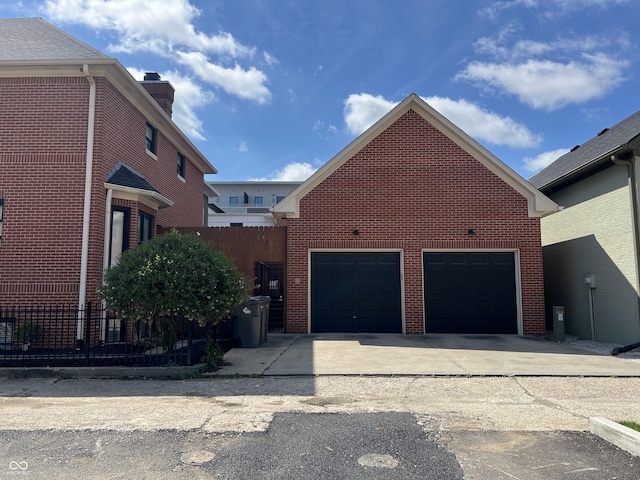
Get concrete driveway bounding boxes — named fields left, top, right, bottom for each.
left=219, top=333, right=640, bottom=376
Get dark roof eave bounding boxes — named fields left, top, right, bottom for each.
left=537, top=144, right=631, bottom=193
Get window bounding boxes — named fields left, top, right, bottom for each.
left=0, top=199, right=4, bottom=246
left=138, top=211, right=153, bottom=244
left=109, top=207, right=130, bottom=266
left=229, top=196, right=238, bottom=206
left=230, top=222, right=243, bottom=227
left=146, top=123, right=156, bottom=153
left=177, top=152, right=185, bottom=177
left=254, top=196, right=263, bottom=206
left=276, top=196, right=285, bottom=203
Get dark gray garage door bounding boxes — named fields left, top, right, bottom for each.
left=311, top=252, right=402, bottom=333
left=424, top=252, right=517, bottom=334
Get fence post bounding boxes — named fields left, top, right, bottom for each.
left=187, top=320, right=193, bottom=366
left=84, top=302, right=91, bottom=366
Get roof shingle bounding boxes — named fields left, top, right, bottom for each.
left=106, top=163, right=158, bottom=193
left=0, top=18, right=108, bottom=61
left=530, top=110, right=640, bottom=189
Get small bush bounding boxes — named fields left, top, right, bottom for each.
left=100, top=230, right=247, bottom=350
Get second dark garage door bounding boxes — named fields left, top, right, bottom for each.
left=424, top=252, right=517, bottom=334
left=311, top=252, right=402, bottom=333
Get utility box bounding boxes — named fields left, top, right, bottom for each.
left=553, top=306, right=565, bottom=342
left=232, top=296, right=270, bottom=348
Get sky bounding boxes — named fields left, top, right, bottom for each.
left=3, top=0, right=640, bottom=182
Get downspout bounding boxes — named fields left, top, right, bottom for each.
left=611, top=149, right=640, bottom=341
left=101, top=188, right=113, bottom=342
left=77, top=64, right=96, bottom=344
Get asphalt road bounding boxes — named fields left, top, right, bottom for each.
left=1, top=376, right=640, bottom=478
left=1, top=415, right=639, bottom=479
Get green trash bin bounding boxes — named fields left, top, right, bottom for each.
left=233, top=296, right=270, bottom=348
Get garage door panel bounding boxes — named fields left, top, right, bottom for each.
left=312, top=252, right=402, bottom=333
left=424, top=252, right=517, bottom=334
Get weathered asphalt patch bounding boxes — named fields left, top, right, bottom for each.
left=180, top=450, right=215, bottom=465
left=203, top=412, right=463, bottom=479
left=357, top=453, right=399, bottom=468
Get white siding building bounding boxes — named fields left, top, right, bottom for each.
left=208, top=181, right=301, bottom=227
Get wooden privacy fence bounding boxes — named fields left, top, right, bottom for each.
left=158, top=226, right=287, bottom=281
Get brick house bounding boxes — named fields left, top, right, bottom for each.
left=530, top=110, right=640, bottom=345
left=274, top=94, right=557, bottom=335
left=0, top=18, right=215, bottom=312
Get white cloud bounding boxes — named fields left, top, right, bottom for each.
left=523, top=148, right=569, bottom=173
left=425, top=96, right=541, bottom=148
left=43, top=0, right=255, bottom=57
left=481, top=0, right=630, bottom=19
left=251, top=162, right=317, bottom=181
left=128, top=67, right=214, bottom=141
left=42, top=0, right=270, bottom=105
left=456, top=54, right=628, bottom=111
left=343, top=93, right=397, bottom=135
left=548, top=0, right=631, bottom=14
left=263, top=51, right=278, bottom=66
left=474, top=29, right=627, bottom=62
left=313, top=119, right=339, bottom=135
left=176, top=51, right=271, bottom=104
left=238, top=141, right=248, bottom=153
left=342, top=93, right=540, bottom=148
left=479, top=0, right=538, bottom=20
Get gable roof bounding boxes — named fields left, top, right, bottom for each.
left=273, top=93, right=557, bottom=220
left=0, top=18, right=216, bottom=176
left=529, top=110, right=640, bottom=191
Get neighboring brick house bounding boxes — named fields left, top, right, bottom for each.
left=0, top=19, right=216, bottom=311
left=530, top=111, right=640, bottom=345
left=274, top=94, right=557, bottom=335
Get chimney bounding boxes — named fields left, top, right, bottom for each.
left=139, top=72, right=175, bottom=118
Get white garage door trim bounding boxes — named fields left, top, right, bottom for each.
left=308, top=248, right=406, bottom=334
left=422, top=248, right=523, bottom=335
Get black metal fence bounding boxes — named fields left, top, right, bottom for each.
left=0, top=303, right=235, bottom=367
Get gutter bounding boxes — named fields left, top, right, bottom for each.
left=611, top=148, right=640, bottom=342
left=77, top=64, right=96, bottom=344
left=537, top=145, right=626, bottom=193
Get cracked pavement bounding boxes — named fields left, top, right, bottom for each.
left=2, top=376, right=640, bottom=478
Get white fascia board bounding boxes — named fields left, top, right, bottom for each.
left=0, top=59, right=216, bottom=176
left=421, top=102, right=558, bottom=217
left=273, top=93, right=558, bottom=219
left=273, top=97, right=415, bottom=218
left=204, top=183, right=220, bottom=197
left=104, top=182, right=174, bottom=210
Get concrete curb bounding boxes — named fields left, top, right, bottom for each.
left=589, top=417, right=640, bottom=457
left=0, top=365, right=204, bottom=379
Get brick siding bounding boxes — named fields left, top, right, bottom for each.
left=285, top=109, right=546, bottom=334
left=0, top=76, right=207, bottom=306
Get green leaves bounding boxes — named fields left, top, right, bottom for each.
left=100, top=230, right=247, bottom=327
